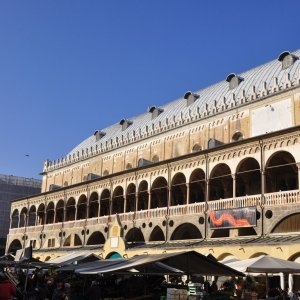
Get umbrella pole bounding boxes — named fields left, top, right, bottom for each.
left=23, top=263, right=29, bottom=300
left=265, top=273, right=269, bottom=298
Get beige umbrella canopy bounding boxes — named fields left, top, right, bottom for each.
left=226, top=255, right=300, bottom=274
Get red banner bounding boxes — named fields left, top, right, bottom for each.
left=209, top=207, right=256, bottom=229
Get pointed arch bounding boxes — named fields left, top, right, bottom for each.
left=63, top=235, right=71, bottom=247
left=125, top=228, right=145, bottom=243
left=86, top=231, right=105, bottom=245
left=7, top=239, right=22, bottom=255
left=271, top=213, right=300, bottom=234
left=171, top=223, right=202, bottom=240
left=149, top=226, right=165, bottom=242
left=74, top=234, right=82, bottom=246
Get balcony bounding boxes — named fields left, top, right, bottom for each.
left=9, top=190, right=300, bottom=235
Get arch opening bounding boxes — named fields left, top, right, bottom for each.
left=151, top=177, right=168, bottom=209
left=125, top=228, right=145, bottom=243
left=100, top=189, right=110, bottom=216
left=77, top=195, right=87, bottom=220
left=272, top=213, right=300, bottom=234
left=149, top=226, right=165, bottom=242
left=46, top=202, right=55, bottom=224
left=112, top=186, right=124, bottom=215
left=19, top=207, right=27, bottom=228
left=8, top=239, right=22, bottom=255
left=89, top=192, right=99, bottom=218
left=86, top=231, right=105, bottom=245
left=126, top=183, right=136, bottom=212
left=171, top=223, right=202, bottom=240
left=55, top=200, right=64, bottom=223
left=209, top=164, right=232, bottom=200
left=171, top=173, right=187, bottom=206
left=11, top=209, right=19, bottom=229
left=236, top=158, right=261, bottom=196
left=37, top=204, right=45, bottom=225
left=65, top=198, right=76, bottom=222
left=138, top=181, right=148, bottom=210
left=266, top=151, right=298, bottom=193
left=28, top=206, right=36, bottom=227
left=189, top=169, right=206, bottom=203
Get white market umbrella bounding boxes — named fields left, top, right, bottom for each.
left=226, top=255, right=300, bottom=274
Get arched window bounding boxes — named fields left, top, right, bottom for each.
left=192, top=144, right=202, bottom=152
left=170, top=173, right=187, bottom=206
left=152, top=155, right=159, bottom=163
left=151, top=177, right=168, bottom=208
left=126, top=184, right=136, bottom=212
left=232, top=132, right=243, bottom=142
left=209, top=163, right=232, bottom=200
left=112, top=186, right=124, bottom=214
left=100, top=189, right=110, bottom=216
left=89, top=192, right=99, bottom=218
left=138, top=181, right=148, bottom=210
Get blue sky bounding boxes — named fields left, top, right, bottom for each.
left=0, top=1, right=299, bottom=179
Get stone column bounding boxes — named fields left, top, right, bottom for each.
left=123, top=195, right=127, bottom=213
left=53, top=209, right=56, bottom=224
left=147, top=190, right=151, bottom=210
left=261, top=170, right=266, bottom=205
left=97, top=198, right=101, bottom=217
left=186, top=183, right=190, bottom=205
left=297, top=163, right=300, bottom=188
left=232, top=174, right=236, bottom=198
left=135, top=193, right=138, bottom=212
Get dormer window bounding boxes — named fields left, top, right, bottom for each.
left=184, top=91, right=200, bottom=106
left=94, top=130, right=106, bottom=142
left=226, top=73, right=243, bottom=90
left=119, top=119, right=132, bottom=131
left=232, top=131, right=243, bottom=142
left=278, top=51, right=299, bottom=70
left=148, top=106, right=163, bottom=120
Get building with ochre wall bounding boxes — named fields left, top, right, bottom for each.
left=6, top=50, right=300, bottom=266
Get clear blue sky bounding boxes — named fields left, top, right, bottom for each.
left=0, top=1, right=299, bottom=179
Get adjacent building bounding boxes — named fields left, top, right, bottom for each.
left=0, top=174, right=41, bottom=254
left=6, top=49, right=300, bottom=270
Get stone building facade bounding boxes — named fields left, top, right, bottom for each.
left=6, top=49, right=300, bottom=265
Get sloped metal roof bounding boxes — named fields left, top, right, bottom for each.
left=63, top=49, right=300, bottom=161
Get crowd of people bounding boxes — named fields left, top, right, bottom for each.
left=1, top=267, right=300, bottom=300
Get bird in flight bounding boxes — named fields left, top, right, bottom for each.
left=25, top=154, right=30, bottom=157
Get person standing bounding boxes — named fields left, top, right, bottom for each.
left=0, top=271, right=16, bottom=300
